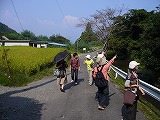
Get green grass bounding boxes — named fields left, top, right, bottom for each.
left=109, top=70, right=160, bottom=120
left=0, top=46, right=67, bottom=86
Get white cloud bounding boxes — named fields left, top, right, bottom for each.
left=63, top=15, right=79, bottom=25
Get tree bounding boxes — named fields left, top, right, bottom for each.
left=110, top=9, right=150, bottom=59
left=77, top=6, right=126, bottom=47
left=37, top=35, right=49, bottom=41
left=110, top=8, right=160, bottom=86
left=79, top=22, right=99, bottom=43
left=20, top=30, right=37, bottom=40
left=75, top=39, right=89, bottom=52
left=140, top=10, right=160, bottom=79
left=49, top=34, right=70, bottom=44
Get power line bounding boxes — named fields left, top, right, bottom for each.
left=55, top=0, right=76, bottom=39
left=10, top=0, right=24, bottom=32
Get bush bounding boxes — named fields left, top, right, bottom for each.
left=106, top=50, right=117, bottom=60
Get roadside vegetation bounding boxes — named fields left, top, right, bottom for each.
left=0, top=46, right=66, bottom=86
left=77, top=6, right=160, bottom=88
left=109, top=69, right=160, bottom=120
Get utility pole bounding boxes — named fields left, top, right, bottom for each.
left=77, top=38, right=80, bottom=53
left=77, top=40, right=78, bottom=53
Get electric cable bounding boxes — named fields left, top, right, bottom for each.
left=10, top=0, right=24, bottom=32
left=55, top=0, right=76, bottom=38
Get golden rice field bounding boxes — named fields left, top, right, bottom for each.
left=0, top=46, right=66, bottom=76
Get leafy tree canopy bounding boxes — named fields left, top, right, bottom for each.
left=49, top=34, right=70, bottom=44
left=110, top=7, right=160, bottom=86
left=20, top=30, right=37, bottom=40
left=79, top=22, right=99, bottom=43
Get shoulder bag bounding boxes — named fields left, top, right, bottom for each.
left=123, top=89, right=136, bottom=106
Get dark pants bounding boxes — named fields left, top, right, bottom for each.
left=97, top=81, right=109, bottom=107
left=71, top=69, right=78, bottom=82
left=123, top=101, right=137, bottom=120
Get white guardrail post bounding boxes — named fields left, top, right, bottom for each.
left=110, top=64, right=160, bottom=102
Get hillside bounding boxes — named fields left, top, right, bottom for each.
left=0, top=22, right=17, bottom=34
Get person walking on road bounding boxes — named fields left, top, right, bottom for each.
left=123, top=61, right=145, bottom=120
left=56, top=59, right=68, bottom=92
left=70, top=53, right=80, bottom=85
left=93, top=52, right=117, bottom=110
left=84, top=54, right=94, bottom=86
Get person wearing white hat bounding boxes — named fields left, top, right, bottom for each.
left=86, top=54, right=91, bottom=60
left=129, top=61, right=140, bottom=70
left=84, top=54, right=94, bottom=85
left=124, top=61, right=145, bottom=120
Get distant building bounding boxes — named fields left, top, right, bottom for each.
left=0, top=40, right=30, bottom=46
left=29, top=40, right=48, bottom=48
left=0, top=39, right=67, bottom=48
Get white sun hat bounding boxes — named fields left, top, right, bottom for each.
left=86, top=55, right=91, bottom=59
left=129, top=61, right=140, bottom=69
left=97, top=53, right=104, bottom=58
left=96, top=53, right=106, bottom=65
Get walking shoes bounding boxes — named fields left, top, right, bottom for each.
left=98, top=104, right=105, bottom=110
left=60, top=88, right=65, bottom=92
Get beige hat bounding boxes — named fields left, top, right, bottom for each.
left=99, top=57, right=106, bottom=65
left=96, top=53, right=106, bottom=65
left=97, top=53, right=104, bottom=58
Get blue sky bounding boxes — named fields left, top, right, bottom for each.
left=0, top=0, right=159, bottom=43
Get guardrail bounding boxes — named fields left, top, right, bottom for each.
left=110, top=65, right=160, bottom=102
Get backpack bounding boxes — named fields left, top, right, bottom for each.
left=94, top=65, right=108, bottom=87
left=125, top=72, right=139, bottom=86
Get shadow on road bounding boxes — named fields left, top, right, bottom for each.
left=0, top=78, right=57, bottom=97
left=95, top=91, right=116, bottom=108
left=0, top=77, right=58, bottom=120
left=0, top=95, right=43, bottom=120
left=105, top=92, right=116, bottom=107
left=64, top=78, right=84, bottom=91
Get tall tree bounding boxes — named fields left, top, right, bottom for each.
left=140, top=10, right=160, bottom=78
left=110, top=9, right=150, bottom=59
left=49, top=34, right=70, bottom=44
left=79, top=22, right=99, bottom=43
left=37, top=35, right=49, bottom=41
left=77, top=6, right=126, bottom=46
left=20, top=30, right=37, bottom=40
left=110, top=8, right=160, bottom=86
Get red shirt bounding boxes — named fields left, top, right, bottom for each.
left=70, top=57, right=80, bottom=69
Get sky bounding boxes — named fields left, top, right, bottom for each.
left=0, top=0, right=159, bottom=43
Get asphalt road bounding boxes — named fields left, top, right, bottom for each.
left=0, top=52, right=147, bottom=120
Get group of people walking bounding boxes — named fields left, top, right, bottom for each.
left=55, top=51, right=145, bottom=120
left=56, top=52, right=80, bottom=92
